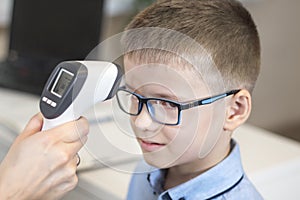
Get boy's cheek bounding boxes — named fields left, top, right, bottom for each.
left=178, top=106, right=216, bottom=151
left=129, top=105, right=221, bottom=166
left=180, top=108, right=203, bottom=133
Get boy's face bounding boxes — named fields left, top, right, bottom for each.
left=123, top=57, right=225, bottom=168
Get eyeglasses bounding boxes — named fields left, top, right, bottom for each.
left=116, top=87, right=240, bottom=126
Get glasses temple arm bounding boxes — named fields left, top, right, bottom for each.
left=180, top=89, right=241, bottom=110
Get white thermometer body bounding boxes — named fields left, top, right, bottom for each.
left=40, top=61, right=121, bottom=130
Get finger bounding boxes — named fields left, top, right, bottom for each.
left=60, top=117, right=89, bottom=143
left=56, top=174, right=78, bottom=195
left=52, top=135, right=88, bottom=165
left=66, top=154, right=79, bottom=171
left=68, top=153, right=81, bottom=167
left=45, top=160, right=79, bottom=199
left=18, top=113, right=43, bottom=140
left=46, top=117, right=89, bottom=144
left=65, top=135, right=88, bottom=158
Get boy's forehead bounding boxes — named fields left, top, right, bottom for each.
left=123, top=57, right=209, bottom=98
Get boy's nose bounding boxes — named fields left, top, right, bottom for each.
left=133, top=104, right=158, bottom=131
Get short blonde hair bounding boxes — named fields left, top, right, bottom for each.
left=121, top=0, right=260, bottom=92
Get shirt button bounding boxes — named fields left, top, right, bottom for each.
left=162, top=193, right=172, bottom=200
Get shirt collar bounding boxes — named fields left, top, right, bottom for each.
left=147, top=167, right=167, bottom=194
left=147, top=140, right=244, bottom=199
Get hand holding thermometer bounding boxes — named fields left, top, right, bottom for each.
left=40, top=61, right=122, bottom=131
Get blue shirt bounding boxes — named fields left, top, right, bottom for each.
left=126, top=140, right=263, bottom=200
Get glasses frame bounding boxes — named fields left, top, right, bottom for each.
left=116, top=87, right=241, bottom=126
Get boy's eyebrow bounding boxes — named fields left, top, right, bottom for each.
left=124, top=83, right=135, bottom=91
left=151, top=92, right=180, bottom=101
left=124, top=83, right=184, bottom=101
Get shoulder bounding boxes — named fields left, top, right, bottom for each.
left=186, top=140, right=264, bottom=200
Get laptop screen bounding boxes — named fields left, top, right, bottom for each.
left=9, top=0, right=104, bottom=62
left=0, top=0, right=104, bottom=94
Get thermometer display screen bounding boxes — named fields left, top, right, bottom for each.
left=51, top=69, right=74, bottom=98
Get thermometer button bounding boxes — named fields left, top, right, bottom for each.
left=42, top=96, right=48, bottom=102
left=50, top=101, right=57, bottom=107
left=46, top=99, right=52, bottom=104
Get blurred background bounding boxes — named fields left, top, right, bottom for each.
left=243, top=0, right=300, bottom=142
left=0, top=0, right=299, bottom=142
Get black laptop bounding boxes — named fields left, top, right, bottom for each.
left=0, top=0, right=104, bottom=95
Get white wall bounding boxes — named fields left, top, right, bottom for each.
left=0, top=0, right=12, bottom=27
left=245, top=0, right=300, bottom=134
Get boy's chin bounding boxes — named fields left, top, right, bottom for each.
left=142, top=152, right=178, bottom=169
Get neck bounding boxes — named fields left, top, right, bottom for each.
left=164, top=137, right=231, bottom=190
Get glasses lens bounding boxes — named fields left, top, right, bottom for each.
left=147, top=99, right=179, bottom=125
left=116, top=90, right=140, bottom=115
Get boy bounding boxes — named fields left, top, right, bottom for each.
left=116, top=0, right=263, bottom=199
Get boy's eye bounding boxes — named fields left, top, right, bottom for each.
left=154, top=100, right=177, bottom=109
left=130, top=94, right=139, bottom=102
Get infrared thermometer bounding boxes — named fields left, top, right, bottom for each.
left=40, top=61, right=122, bottom=130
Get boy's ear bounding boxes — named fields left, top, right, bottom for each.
left=223, top=89, right=252, bottom=131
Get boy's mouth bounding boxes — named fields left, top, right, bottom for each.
left=138, top=138, right=166, bottom=152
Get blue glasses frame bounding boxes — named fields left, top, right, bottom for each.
left=116, top=87, right=240, bottom=126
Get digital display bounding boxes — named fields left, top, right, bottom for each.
left=51, top=69, right=74, bottom=98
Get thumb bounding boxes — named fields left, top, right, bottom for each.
left=18, top=113, right=44, bottom=140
